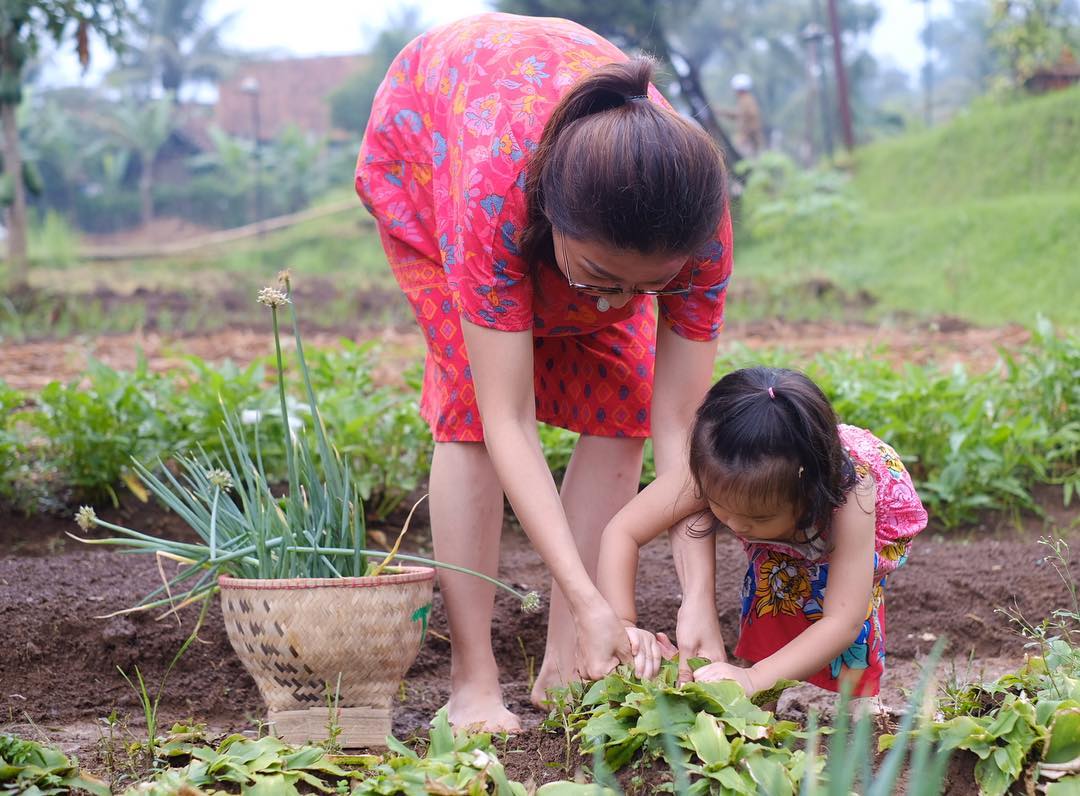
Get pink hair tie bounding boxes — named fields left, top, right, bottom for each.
left=767, top=386, right=776, bottom=400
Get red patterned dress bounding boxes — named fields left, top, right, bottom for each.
left=734, top=426, right=929, bottom=696
left=355, top=13, right=733, bottom=442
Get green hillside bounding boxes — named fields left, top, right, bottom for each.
left=734, top=86, right=1080, bottom=328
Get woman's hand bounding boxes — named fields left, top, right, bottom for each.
left=575, top=603, right=634, bottom=681
left=675, top=600, right=728, bottom=684
left=625, top=627, right=680, bottom=680
left=693, top=661, right=757, bottom=694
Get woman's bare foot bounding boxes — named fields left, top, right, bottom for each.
left=530, top=658, right=574, bottom=710
left=446, top=683, right=522, bottom=733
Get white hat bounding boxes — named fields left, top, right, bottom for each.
left=731, top=73, right=753, bottom=91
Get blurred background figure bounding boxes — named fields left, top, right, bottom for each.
left=721, top=73, right=766, bottom=158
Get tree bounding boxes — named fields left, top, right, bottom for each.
left=109, top=0, right=236, bottom=101
left=498, top=0, right=743, bottom=165
left=990, top=0, right=1080, bottom=82
left=93, top=95, right=175, bottom=224
left=329, top=8, right=422, bottom=137
left=0, top=0, right=125, bottom=291
left=924, top=0, right=1001, bottom=113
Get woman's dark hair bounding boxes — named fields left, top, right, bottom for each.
left=688, top=367, right=857, bottom=540
left=519, top=57, right=727, bottom=273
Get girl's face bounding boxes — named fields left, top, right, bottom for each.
left=708, top=498, right=800, bottom=542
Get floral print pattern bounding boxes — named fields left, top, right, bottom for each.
left=734, top=426, right=927, bottom=697
left=354, top=13, right=733, bottom=442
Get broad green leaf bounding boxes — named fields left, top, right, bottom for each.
left=974, top=755, right=1012, bottom=796
left=1046, top=707, right=1080, bottom=765
left=687, top=712, right=731, bottom=767
left=1046, top=776, right=1080, bottom=795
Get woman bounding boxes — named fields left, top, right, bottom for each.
left=356, top=12, right=732, bottom=731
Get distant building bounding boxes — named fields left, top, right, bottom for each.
left=1023, top=48, right=1080, bottom=95
left=216, top=54, right=367, bottom=142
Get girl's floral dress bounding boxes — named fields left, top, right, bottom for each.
left=355, top=13, right=733, bottom=442
left=734, top=425, right=929, bottom=696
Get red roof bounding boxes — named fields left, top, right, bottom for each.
left=216, top=54, right=367, bottom=141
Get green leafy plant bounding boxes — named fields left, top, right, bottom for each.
left=117, top=598, right=213, bottom=762
left=26, top=354, right=176, bottom=505
left=303, top=341, right=434, bottom=519
left=884, top=538, right=1080, bottom=794
left=353, top=708, right=526, bottom=795
left=0, top=733, right=109, bottom=795
left=69, top=278, right=540, bottom=617
left=544, top=659, right=808, bottom=792
left=715, top=320, right=1080, bottom=528
left=122, top=727, right=366, bottom=795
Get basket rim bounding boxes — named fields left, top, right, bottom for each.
left=218, top=566, right=435, bottom=590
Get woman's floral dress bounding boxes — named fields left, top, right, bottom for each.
left=734, top=425, right=929, bottom=696
left=355, top=13, right=733, bottom=442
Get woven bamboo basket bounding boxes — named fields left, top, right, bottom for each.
left=219, top=567, right=434, bottom=748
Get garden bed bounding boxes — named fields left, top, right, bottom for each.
left=1, top=491, right=1074, bottom=790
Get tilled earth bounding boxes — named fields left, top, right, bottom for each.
left=0, top=494, right=1075, bottom=792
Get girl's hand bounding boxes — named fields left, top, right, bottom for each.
left=675, top=601, right=728, bottom=684
left=575, top=604, right=633, bottom=681
left=625, top=628, right=680, bottom=680
left=693, top=661, right=757, bottom=695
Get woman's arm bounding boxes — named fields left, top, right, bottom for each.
left=652, top=320, right=727, bottom=671
left=697, top=482, right=877, bottom=691
left=460, top=320, right=631, bottom=679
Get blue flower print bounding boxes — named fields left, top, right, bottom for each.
left=697, top=240, right=725, bottom=263
left=492, top=259, right=520, bottom=288
left=517, top=55, right=550, bottom=87
left=740, top=566, right=756, bottom=620
left=803, top=563, right=829, bottom=622
left=829, top=619, right=872, bottom=677
left=704, top=274, right=731, bottom=301
left=479, top=193, right=504, bottom=220
left=500, top=221, right=520, bottom=255
left=438, top=233, right=456, bottom=271
left=393, top=108, right=423, bottom=133
left=432, top=132, right=448, bottom=168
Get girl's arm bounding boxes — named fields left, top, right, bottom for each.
left=652, top=321, right=728, bottom=671
left=596, top=468, right=708, bottom=626
left=460, top=321, right=632, bottom=680
left=697, top=480, right=877, bottom=692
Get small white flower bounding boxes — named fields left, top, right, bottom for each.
left=240, top=408, right=303, bottom=431
left=521, top=591, right=542, bottom=615
left=256, top=287, right=290, bottom=308
left=75, top=505, right=97, bottom=532
left=207, top=469, right=234, bottom=492
left=471, top=749, right=495, bottom=768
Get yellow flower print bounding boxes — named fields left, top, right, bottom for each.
left=878, top=443, right=906, bottom=479
left=755, top=553, right=812, bottom=617
left=865, top=582, right=885, bottom=620
left=879, top=540, right=909, bottom=563
left=412, top=164, right=432, bottom=187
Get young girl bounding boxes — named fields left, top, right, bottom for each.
left=597, top=366, right=928, bottom=697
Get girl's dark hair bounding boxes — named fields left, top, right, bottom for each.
left=688, top=367, right=857, bottom=540
left=519, top=57, right=727, bottom=273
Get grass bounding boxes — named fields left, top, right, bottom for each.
left=734, top=191, right=1080, bottom=326
left=4, top=87, right=1079, bottom=336
left=735, top=85, right=1080, bottom=329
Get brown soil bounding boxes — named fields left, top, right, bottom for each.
left=1, top=313, right=1031, bottom=393
left=1, top=493, right=1075, bottom=792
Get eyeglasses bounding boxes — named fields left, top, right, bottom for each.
left=556, top=236, right=694, bottom=297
